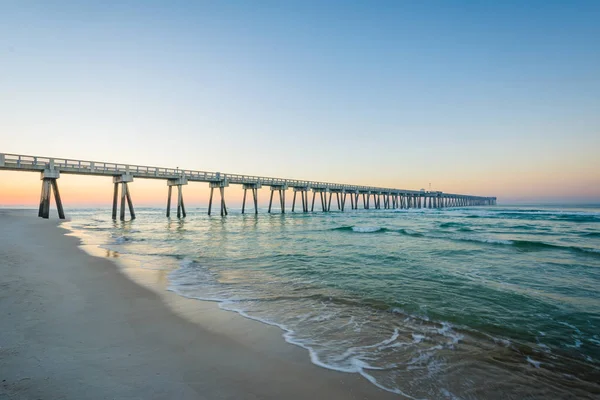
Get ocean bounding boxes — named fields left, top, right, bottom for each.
left=63, top=205, right=600, bottom=399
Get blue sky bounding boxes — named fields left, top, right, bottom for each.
left=1, top=1, right=599, bottom=203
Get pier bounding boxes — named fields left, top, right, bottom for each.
left=0, top=153, right=496, bottom=220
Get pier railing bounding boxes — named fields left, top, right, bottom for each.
left=0, top=152, right=434, bottom=195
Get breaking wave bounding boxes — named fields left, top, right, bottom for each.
left=331, top=226, right=388, bottom=233
left=331, top=225, right=599, bottom=256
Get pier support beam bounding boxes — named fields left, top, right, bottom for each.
left=112, top=174, right=135, bottom=221
left=302, top=188, right=309, bottom=212
left=360, top=191, right=371, bottom=209
left=291, top=187, right=309, bottom=213
left=340, top=190, right=348, bottom=211
left=268, top=185, right=287, bottom=214
left=341, top=189, right=355, bottom=211
left=310, top=188, right=329, bottom=212
left=208, top=180, right=229, bottom=216
left=329, top=189, right=343, bottom=211
left=167, top=176, right=188, bottom=218
left=38, top=169, right=65, bottom=219
left=242, top=183, right=261, bottom=214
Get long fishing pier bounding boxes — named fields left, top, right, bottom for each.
left=0, top=153, right=496, bottom=220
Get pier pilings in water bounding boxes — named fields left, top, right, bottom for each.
left=1, top=153, right=497, bottom=220
left=166, top=176, right=187, bottom=218
left=38, top=168, right=65, bottom=219
left=208, top=180, right=229, bottom=216
left=310, top=188, right=330, bottom=212
left=112, top=174, right=135, bottom=221
left=291, top=186, right=309, bottom=213
left=242, top=183, right=261, bottom=215
left=268, top=184, right=287, bottom=214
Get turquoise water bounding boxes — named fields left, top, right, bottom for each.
left=64, top=205, right=600, bottom=399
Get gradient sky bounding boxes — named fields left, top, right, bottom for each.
left=1, top=1, right=599, bottom=206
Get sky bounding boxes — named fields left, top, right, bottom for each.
left=1, top=0, right=599, bottom=207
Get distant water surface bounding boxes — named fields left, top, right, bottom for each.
left=64, top=205, right=600, bottom=399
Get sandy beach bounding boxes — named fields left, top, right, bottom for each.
left=0, top=210, right=397, bottom=399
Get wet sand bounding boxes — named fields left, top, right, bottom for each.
left=0, top=210, right=398, bottom=399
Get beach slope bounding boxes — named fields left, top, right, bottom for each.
left=0, top=210, right=396, bottom=399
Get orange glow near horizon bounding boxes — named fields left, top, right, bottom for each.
left=1, top=168, right=598, bottom=207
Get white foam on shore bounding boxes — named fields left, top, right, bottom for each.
left=440, top=388, right=464, bottom=400
left=166, top=259, right=459, bottom=398
left=412, top=334, right=426, bottom=343
left=76, top=224, right=427, bottom=396
left=526, top=356, right=542, bottom=368
left=114, top=236, right=129, bottom=244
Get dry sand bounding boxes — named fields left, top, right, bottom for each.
left=0, top=210, right=398, bottom=399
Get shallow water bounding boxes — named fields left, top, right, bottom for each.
left=64, top=205, right=600, bottom=399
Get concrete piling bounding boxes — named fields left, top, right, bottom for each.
left=37, top=169, right=64, bottom=219
left=112, top=174, right=135, bottom=221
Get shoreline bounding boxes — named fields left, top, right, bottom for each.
left=0, top=209, right=398, bottom=399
